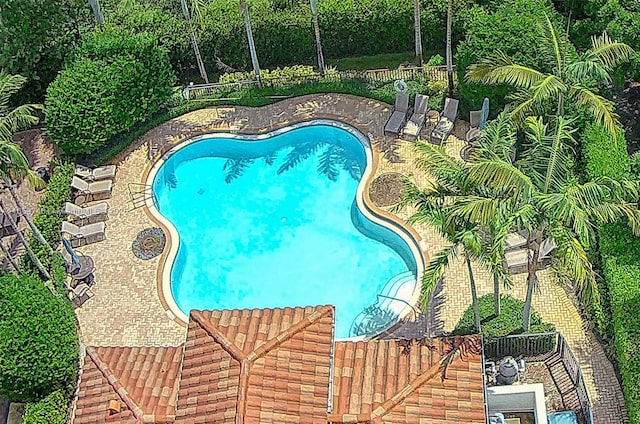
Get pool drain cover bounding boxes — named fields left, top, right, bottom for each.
left=132, top=227, right=166, bottom=260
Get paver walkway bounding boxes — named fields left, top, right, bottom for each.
left=75, top=94, right=625, bottom=423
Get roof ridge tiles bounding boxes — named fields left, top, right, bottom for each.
left=85, top=347, right=146, bottom=421
left=246, top=305, right=334, bottom=362
left=190, top=311, right=247, bottom=362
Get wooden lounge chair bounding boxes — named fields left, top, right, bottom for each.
left=64, top=202, right=108, bottom=225
left=429, top=97, right=459, bottom=145
left=71, top=176, right=112, bottom=204
left=384, top=92, right=410, bottom=136
left=61, top=221, right=106, bottom=248
left=402, top=94, right=430, bottom=140
left=75, top=164, right=116, bottom=181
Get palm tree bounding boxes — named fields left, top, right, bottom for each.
left=445, top=0, right=454, bottom=96
left=413, top=0, right=423, bottom=66
left=456, top=113, right=640, bottom=330
left=466, top=13, right=635, bottom=136
left=397, top=144, right=510, bottom=332
left=239, top=0, right=262, bottom=85
left=181, top=0, right=210, bottom=84
left=309, top=0, right=325, bottom=75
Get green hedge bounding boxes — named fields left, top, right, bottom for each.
left=23, top=390, right=68, bottom=424
left=84, top=76, right=441, bottom=165
left=581, top=123, right=640, bottom=424
left=45, top=30, right=175, bottom=156
left=0, top=274, right=78, bottom=403
left=455, top=0, right=567, bottom=112
left=20, top=163, right=74, bottom=293
left=101, top=0, right=478, bottom=81
left=454, top=294, right=555, bottom=337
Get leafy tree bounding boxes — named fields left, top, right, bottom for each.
left=0, top=274, right=79, bottom=402
left=466, top=13, right=635, bottom=136
left=455, top=0, right=567, bottom=111
left=458, top=113, right=640, bottom=330
left=0, top=0, right=90, bottom=102
left=46, top=30, right=176, bottom=156
left=0, top=71, right=50, bottom=278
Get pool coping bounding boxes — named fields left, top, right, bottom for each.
left=141, top=118, right=428, bottom=339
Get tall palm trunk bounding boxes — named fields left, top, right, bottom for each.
left=0, top=239, right=19, bottom=273
left=309, top=0, right=325, bottom=76
left=240, top=0, right=262, bottom=86
left=522, top=232, right=542, bottom=331
left=445, top=0, right=454, bottom=97
left=181, top=0, right=209, bottom=84
left=465, top=254, right=481, bottom=333
left=6, top=182, right=52, bottom=255
left=413, top=0, right=423, bottom=66
left=493, top=274, right=500, bottom=316
left=0, top=200, right=50, bottom=280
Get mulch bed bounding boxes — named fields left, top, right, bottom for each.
left=369, top=172, right=405, bottom=207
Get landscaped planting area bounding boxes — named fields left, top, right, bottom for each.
left=1, top=0, right=640, bottom=422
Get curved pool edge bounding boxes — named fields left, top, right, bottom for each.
left=142, top=119, right=428, bottom=339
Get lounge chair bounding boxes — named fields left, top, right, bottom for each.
left=64, top=202, right=108, bottom=225
left=71, top=176, right=112, bottom=204
left=384, top=92, right=410, bottom=136
left=61, top=221, right=106, bottom=248
left=429, top=97, right=459, bottom=145
left=61, top=238, right=95, bottom=281
left=75, top=164, right=116, bottom=181
left=402, top=94, right=430, bottom=140
left=504, top=237, right=557, bottom=273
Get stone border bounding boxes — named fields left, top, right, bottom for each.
left=142, top=118, right=427, bottom=339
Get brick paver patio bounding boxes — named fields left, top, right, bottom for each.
left=74, top=94, right=625, bottom=423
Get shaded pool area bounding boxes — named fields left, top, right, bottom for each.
left=150, top=122, right=422, bottom=338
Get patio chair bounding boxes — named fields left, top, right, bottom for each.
left=71, top=176, right=112, bottom=204
left=384, top=91, right=410, bottom=136
left=402, top=94, right=430, bottom=140
left=0, top=210, right=20, bottom=238
left=65, top=278, right=94, bottom=307
left=429, top=98, right=459, bottom=145
left=75, top=164, right=116, bottom=181
left=465, top=110, right=482, bottom=142
left=60, top=238, right=95, bottom=280
left=63, top=201, right=108, bottom=225
left=61, top=221, right=106, bottom=248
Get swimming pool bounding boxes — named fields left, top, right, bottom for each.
left=148, top=121, right=423, bottom=338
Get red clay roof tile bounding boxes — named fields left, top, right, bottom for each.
left=329, top=336, right=485, bottom=424
left=175, top=305, right=335, bottom=424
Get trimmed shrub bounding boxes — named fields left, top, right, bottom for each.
left=23, top=390, right=68, bottom=424
left=0, top=274, right=79, bottom=402
left=581, top=123, right=640, bottom=424
left=45, top=30, right=175, bottom=156
left=219, top=65, right=317, bottom=84
left=454, top=294, right=555, bottom=337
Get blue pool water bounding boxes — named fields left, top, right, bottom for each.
left=152, top=124, right=417, bottom=338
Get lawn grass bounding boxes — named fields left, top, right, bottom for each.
left=327, top=51, right=441, bottom=71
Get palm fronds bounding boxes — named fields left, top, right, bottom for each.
left=466, top=51, right=545, bottom=89
left=586, top=31, right=636, bottom=71
left=569, top=85, right=620, bottom=136
left=223, top=158, right=253, bottom=183
left=277, top=141, right=324, bottom=174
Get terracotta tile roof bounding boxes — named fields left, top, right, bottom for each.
left=175, top=305, right=335, bottom=424
left=329, top=335, right=485, bottom=424
left=74, top=346, right=182, bottom=424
